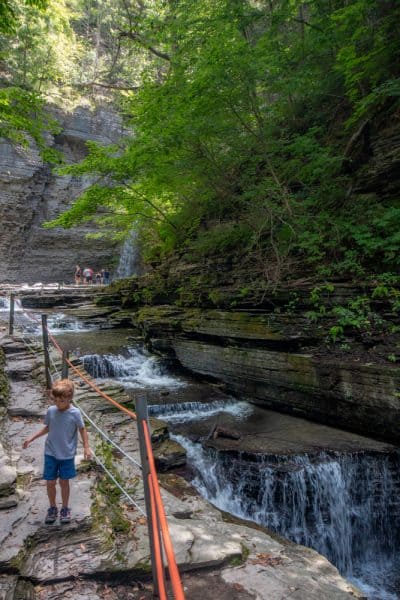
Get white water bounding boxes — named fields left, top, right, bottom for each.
left=116, top=229, right=141, bottom=278
left=0, top=297, right=42, bottom=334
left=0, top=297, right=95, bottom=335
left=82, top=347, right=185, bottom=389
left=172, top=433, right=400, bottom=600
left=46, top=313, right=96, bottom=334
left=0, top=296, right=23, bottom=312
left=0, top=296, right=9, bottom=311
left=149, top=399, right=253, bottom=423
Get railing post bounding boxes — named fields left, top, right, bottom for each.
left=8, top=293, right=15, bottom=336
left=62, top=350, right=69, bottom=379
left=136, top=397, right=162, bottom=597
left=41, top=314, right=52, bottom=391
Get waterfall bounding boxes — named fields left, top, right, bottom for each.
left=0, top=296, right=43, bottom=334
left=82, top=352, right=133, bottom=379
left=47, top=313, right=95, bottom=333
left=149, top=399, right=252, bottom=422
left=0, top=296, right=23, bottom=312
left=0, top=296, right=10, bottom=310
left=116, top=229, right=141, bottom=278
left=175, top=435, right=400, bottom=600
left=81, top=347, right=184, bottom=388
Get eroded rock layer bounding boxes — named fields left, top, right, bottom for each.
left=139, top=305, right=400, bottom=444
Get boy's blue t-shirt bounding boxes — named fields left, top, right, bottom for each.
left=44, top=405, right=84, bottom=460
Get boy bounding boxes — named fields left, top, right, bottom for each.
left=23, top=379, right=91, bottom=524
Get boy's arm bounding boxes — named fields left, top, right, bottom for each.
left=23, top=426, right=49, bottom=449
left=79, top=427, right=92, bottom=459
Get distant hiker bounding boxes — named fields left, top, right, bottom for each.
left=82, top=267, right=93, bottom=284
left=22, top=379, right=91, bottom=524
left=74, top=264, right=82, bottom=285
left=95, top=271, right=102, bottom=285
left=102, top=268, right=110, bottom=285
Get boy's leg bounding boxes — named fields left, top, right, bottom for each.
left=46, top=479, right=57, bottom=506
left=58, top=458, right=75, bottom=523
left=43, top=454, right=58, bottom=523
left=59, top=479, right=70, bottom=508
left=44, top=478, right=58, bottom=523
left=43, top=455, right=58, bottom=523
left=59, top=479, right=71, bottom=523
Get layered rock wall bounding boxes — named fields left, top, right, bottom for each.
left=130, top=304, right=400, bottom=444
left=0, top=105, right=121, bottom=284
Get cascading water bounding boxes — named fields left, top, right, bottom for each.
left=171, top=431, right=400, bottom=600
left=0, top=296, right=24, bottom=312
left=15, top=311, right=96, bottom=335
left=47, top=313, right=95, bottom=334
left=0, top=296, right=10, bottom=311
left=148, top=399, right=252, bottom=421
left=0, top=296, right=45, bottom=333
left=82, top=347, right=184, bottom=388
left=116, top=229, right=141, bottom=278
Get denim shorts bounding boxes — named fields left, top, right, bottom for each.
left=43, top=454, right=76, bottom=480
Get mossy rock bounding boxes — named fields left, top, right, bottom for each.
left=149, top=417, right=169, bottom=445
left=0, top=350, right=9, bottom=405
left=153, top=438, right=187, bottom=472
left=14, top=579, right=35, bottom=600
left=94, top=294, right=121, bottom=306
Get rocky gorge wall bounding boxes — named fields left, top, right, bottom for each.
left=94, top=279, right=400, bottom=445
left=137, top=305, right=400, bottom=444
left=0, top=105, right=121, bottom=284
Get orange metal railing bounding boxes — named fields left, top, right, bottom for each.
left=143, top=420, right=186, bottom=600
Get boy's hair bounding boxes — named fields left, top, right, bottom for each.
left=51, top=379, right=74, bottom=400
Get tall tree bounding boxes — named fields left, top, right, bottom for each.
left=0, top=0, right=48, bottom=33
left=38, top=0, right=400, bottom=278
left=0, top=0, right=78, bottom=160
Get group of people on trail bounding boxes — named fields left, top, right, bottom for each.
left=74, top=265, right=110, bottom=286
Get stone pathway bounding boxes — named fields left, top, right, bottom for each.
left=0, top=329, right=364, bottom=600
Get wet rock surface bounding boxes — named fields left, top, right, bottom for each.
left=0, top=327, right=364, bottom=599
left=172, top=403, right=397, bottom=456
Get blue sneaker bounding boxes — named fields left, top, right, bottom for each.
left=45, top=506, right=58, bottom=524
left=60, top=507, right=71, bottom=523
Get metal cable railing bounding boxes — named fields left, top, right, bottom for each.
left=74, top=399, right=143, bottom=471
left=91, top=450, right=147, bottom=517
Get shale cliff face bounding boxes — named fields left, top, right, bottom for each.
left=0, top=105, right=121, bottom=284
left=95, top=279, right=400, bottom=445
left=133, top=303, right=400, bottom=445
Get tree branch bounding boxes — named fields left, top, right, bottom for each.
left=293, top=18, right=324, bottom=33
left=118, top=30, right=171, bottom=61
left=129, top=190, right=177, bottom=229
left=76, top=81, right=140, bottom=91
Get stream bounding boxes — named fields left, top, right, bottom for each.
left=3, top=301, right=400, bottom=600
